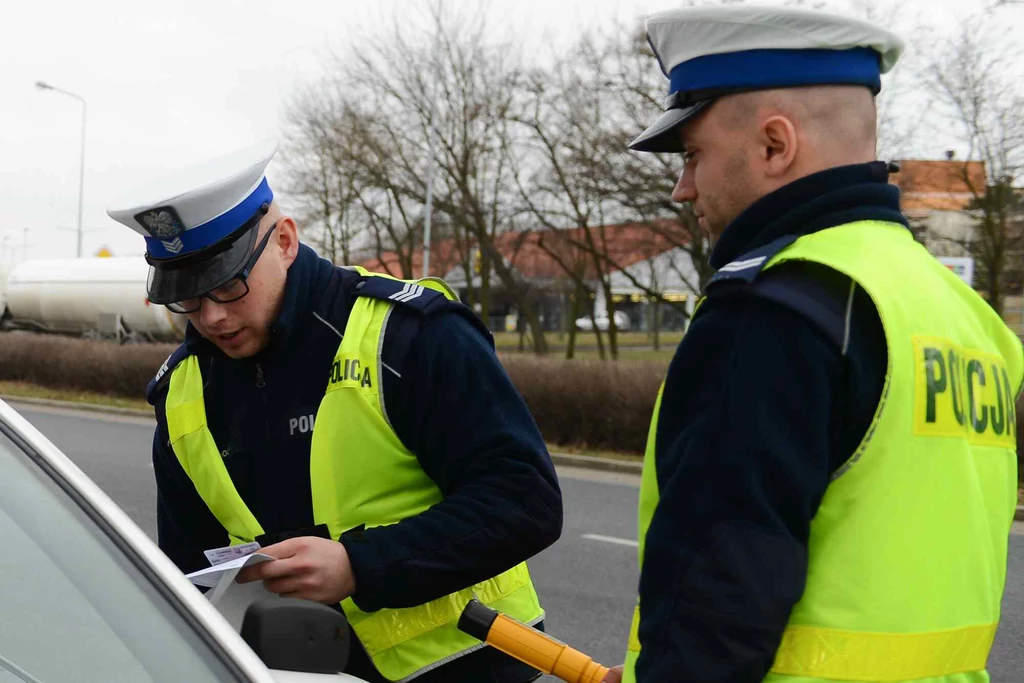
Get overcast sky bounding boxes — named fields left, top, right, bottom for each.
left=0, top=0, right=1011, bottom=262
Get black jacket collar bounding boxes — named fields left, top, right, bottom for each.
left=709, top=161, right=908, bottom=269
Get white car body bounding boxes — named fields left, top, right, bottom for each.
left=575, top=310, right=631, bottom=331
left=0, top=398, right=366, bottom=683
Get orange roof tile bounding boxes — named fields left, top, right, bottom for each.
left=356, top=239, right=470, bottom=279
left=357, top=220, right=690, bottom=281
left=893, top=159, right=986, bottom=212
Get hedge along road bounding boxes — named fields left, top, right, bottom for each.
left=10, top=400, right=1024, bottom=680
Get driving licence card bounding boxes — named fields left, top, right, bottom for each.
left=204, top=541, right=261, bottom=567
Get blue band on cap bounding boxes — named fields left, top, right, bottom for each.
left=669, top=47, right=881, bottom=97
left=145, top=177, right=274, bottom=259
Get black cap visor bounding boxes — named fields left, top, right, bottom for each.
left=146, top=222, right=260, bottom=305
left=628, top=100, right=712, bottom=153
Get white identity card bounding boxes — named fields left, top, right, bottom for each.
left=203, top=541, right=262, bottom=567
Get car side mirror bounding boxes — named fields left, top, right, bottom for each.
left=241, top=598, right=350, bottom=674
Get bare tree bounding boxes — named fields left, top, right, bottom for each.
left=514, top=28, right=712, bottom=360
left=282, top=0, right=937, bottom=362
left=283, top=70, right=425, bottom=276
left=351, top=6, right=549, bottom=351
left=923, top=19, right=1024, bottom=315
left=282, top=88, right=366, bottom=265
left=282, top=5, right=550, bottom=351
left=590, top=27, right=715, bottom=293
left=514, top=39, right=628, bottom=360
left=531, top=231, right=599, bottom=360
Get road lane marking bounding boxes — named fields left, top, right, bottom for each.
left=582, top=533, right=638, bottom=547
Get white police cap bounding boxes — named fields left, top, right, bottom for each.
left=107, top=140, right=277, bottom=304
left=630, top=5, right=905, bottom=153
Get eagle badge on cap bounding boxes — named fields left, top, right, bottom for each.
left=136, top=207, right=185, bottom=240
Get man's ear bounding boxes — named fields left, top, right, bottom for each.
left=759, top=115, right=799, bottom=178
left=276, top=216, right=300, bottom=268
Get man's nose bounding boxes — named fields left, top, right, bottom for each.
left=671, top=164, right=696, bottom=204
left=199, top=298, right=229, bottom=328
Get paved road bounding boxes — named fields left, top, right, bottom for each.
left=13, top=402, right=1024, bottom=681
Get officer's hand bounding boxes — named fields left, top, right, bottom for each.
left=236, top=536, right=356, bottom=604
left=601, top=665, right=624, bottom=683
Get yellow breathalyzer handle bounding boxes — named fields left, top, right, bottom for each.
left=457, top=600, right=610, bottom=683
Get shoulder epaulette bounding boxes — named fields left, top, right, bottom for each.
left=355, top=275, right=451, bottom=316
left=706, top=255, right=855, bottom=351
left=146, top=344, right=192, bottom=405
left=706, top=235, right=798, bottom=287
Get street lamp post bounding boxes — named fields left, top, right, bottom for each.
left=36, top=80, right=86, bottom=258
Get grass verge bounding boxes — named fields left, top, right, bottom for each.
left=549, top=443, right=644, bottom=462
left=492, top=330, right=684, bottom=354
left=0, top=381, right=152, bottom=413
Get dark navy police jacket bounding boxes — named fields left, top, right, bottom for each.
left=635, top=162, right=905, bottom=682
left=148, top=246, right=562, bottom=683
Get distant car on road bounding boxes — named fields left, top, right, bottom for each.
left=0, top=399, right=365, bottom=683
left=575, top=310, right=631, bottom=331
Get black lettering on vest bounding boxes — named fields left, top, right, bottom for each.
left=990, top=364, right=1006, bottom=436
left=361, top=367, right=372, bottom=388
left=968, top=360, right=988, bottom=434
left=351, top=359, right=361, bottom=383
left=331, top=360, right=342, bottom=383
left=924, top=348, right=947, bottom=424
left=948, top=349, right=965, bottom=426
left=1003, top=367, right=1015, bottom=439
left=343, top=359, right=352, bottom=381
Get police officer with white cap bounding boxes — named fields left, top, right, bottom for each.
left=108, top=140, right=561, bottom=683
left=602, top=6, right=1022, bottom=683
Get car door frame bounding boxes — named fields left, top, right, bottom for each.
left=0, top=399, right=279, bottom=683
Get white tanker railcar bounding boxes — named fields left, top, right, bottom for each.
left=0, top=258, right=186, bottom=342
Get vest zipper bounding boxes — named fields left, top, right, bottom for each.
left=256, top=363, right=266, bottom=389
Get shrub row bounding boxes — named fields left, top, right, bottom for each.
left=2, top=333, right=1024, bottom=468
left=0, top=332, right=174, bottom=400
left=499, top=353, right=665, bottom=454
left=0, top=333, right=663, bottom=452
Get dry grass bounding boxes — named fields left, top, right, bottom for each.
left=0, top=381, right=152, bottom=412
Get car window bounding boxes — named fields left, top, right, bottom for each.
left=0, top=426, right=244, bottom=683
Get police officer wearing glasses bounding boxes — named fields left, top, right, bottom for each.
left=107, top=140, right=562, bottom=683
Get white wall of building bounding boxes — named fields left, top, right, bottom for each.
left=918, top=210, right=976, bottom=257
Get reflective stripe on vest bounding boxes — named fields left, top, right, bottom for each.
left=622, top=383, right=664, bottom=683
left=624, top=221, right=1024, bottom=683
left=165, top=355, right=264, bottom=545
left=771, top=623, right=998, bottom=682
left=166, top=273, right=544, bottom=682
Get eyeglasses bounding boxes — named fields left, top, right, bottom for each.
left=167, top=223, right=278, bottom=314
